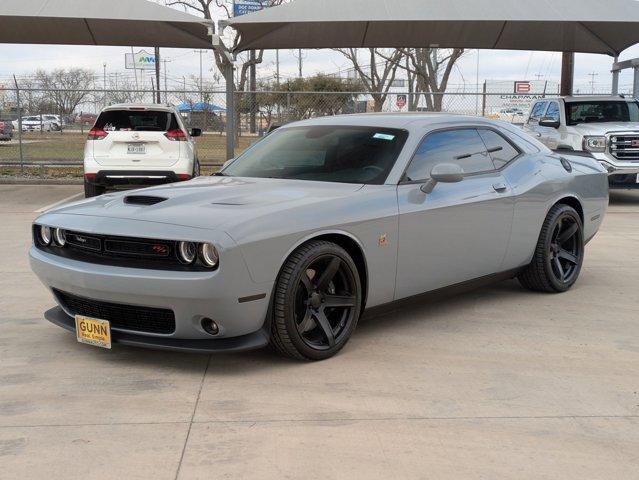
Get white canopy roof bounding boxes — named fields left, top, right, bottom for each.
left=227, top=0, right=639, bottom=56
left=0, top=0, right=212, bottom=49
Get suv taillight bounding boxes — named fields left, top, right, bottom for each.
left=87, top=128, right=108, bottom=140
left=164, top=129, right=187, bottom=141
left=0, top=122, right=4, bottom=130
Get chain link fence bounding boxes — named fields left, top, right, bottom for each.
left=0, top=87, right=615, bottom=175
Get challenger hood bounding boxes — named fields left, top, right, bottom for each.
left=46, top=176, right=364, bottom=230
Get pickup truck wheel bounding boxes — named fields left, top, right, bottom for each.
left=518, top=204, right=584, bottom=293
left=84, top=178, right=105, bottom=198
left=270, top=241, right=362, bottom=361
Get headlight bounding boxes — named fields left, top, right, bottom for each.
left=583, top=136, right=607, bottom=152
left=177, top=241, right=197, bottom=264
left=39, top=225, right=52, bottom=246
left=199, top=243, right=219, bottom=268
left=53, top=228, right=66, bottom=247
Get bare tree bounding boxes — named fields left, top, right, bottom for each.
left=334, top=49, right=404, bottom=112
left=382, top=48, right=465, bottom=112
left=34, top=68, right=95, bottom=115
left=166, top=0, right=284, bottom=92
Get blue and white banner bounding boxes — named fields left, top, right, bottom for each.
left=233, top=0, right=263, bottom=17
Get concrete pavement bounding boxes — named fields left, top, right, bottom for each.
left=1, top=185, right=638, bottom=479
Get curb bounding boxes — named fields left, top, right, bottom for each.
left=0, top=177, right=83, bottom=185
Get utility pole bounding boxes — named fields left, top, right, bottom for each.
left=588, top=72, right=599, bottom=94
left=102, top=62, right=107, bottom=90
left=154, top=47, right=161, bottom=103
left=162, top=59, right=171, bottom=99
left=534, top=73, right=544, bottom=80
left=194, top=49, right=205, bottom=102
left=275, top=50, right=280, bottom=87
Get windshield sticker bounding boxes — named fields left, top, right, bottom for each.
left=373, top=133, right=395, bottom=141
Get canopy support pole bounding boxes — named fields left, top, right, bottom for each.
left=560, top=52, right=574, bottom=96
left=612, top=55, right=620, bottom=95
left=225, top=62, right=236, bottom=161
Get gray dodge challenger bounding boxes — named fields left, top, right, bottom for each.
left=30, top=114, right=609, bottom=361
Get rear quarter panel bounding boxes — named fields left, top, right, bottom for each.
left=501, top=153, right=608, bottom=269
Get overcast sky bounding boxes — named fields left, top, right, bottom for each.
left=2, top=0, right=639, bottom=93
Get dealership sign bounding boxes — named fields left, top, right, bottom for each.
left=125, top=50, right=156, bottom=70
left=233, top=0, right=263, bottom=16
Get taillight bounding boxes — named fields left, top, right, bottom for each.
left=87, top=128, right=108, bottom=140
left=177, top=174, right=192, bottom=181
left=0, top=122, right=4, bottom=130
left=84, top=173, right=97, bottom=181
left=165, top=129, right=187, bottom=142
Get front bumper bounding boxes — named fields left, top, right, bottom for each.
left=29, top=221, right=273, bottom=348
left=45, top=306, right=269, bottom=353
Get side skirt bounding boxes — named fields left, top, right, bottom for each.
left=362, top=268, right=524, bottom=320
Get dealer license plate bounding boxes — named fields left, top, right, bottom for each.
left=127, top=144, right=146, bottom=154
left=75, top=315, right=111, bottom=349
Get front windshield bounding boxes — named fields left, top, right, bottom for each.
left=222, top=125, right=409, bottom=185
left=565, top=101, right=639, bottom=126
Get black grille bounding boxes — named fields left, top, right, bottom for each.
left=33, top=226, right=212, bottom=272
left=54, top=290, right=175, bottom=334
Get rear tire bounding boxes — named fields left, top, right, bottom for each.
left=84, top=179, right=106, bottom=198
left=518, top=204, right=584, bottom=293
left=193, top=160, right=201, bottom=178
left=270, top=241, right=362, bottom=361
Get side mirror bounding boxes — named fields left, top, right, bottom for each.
left=190, top=128, right=202, bottom=137
left=539, top=117, right=560, bottom=129
left=420, top=163, right=464, bottom=194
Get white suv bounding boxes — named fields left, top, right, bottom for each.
left=84, top=104, right=201, bottom=197
left=523, top=96, right=639, bottom=189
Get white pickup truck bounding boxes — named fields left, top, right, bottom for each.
left=523, top=96, right=639, bottom=189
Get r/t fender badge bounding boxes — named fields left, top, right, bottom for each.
left=378, top=234, right=389, bottom=247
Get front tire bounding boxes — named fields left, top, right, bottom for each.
left=270, top=241, right=362, bottom=361
left=518, top=204, right=584, bottom=293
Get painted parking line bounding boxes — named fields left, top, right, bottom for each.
left=35, top=192, right=84, bottom=213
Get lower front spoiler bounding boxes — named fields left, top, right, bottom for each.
left=45, top=306, right=270, bottom=354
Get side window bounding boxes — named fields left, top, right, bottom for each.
left=478, top=129, right=521, bottom=169
left=404, top=129, right=495, bottom=182
left=545, top=102, right=560, bottom=122
left=528, top=101, right=548, bottom=124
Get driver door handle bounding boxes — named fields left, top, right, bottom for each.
left=493, top=183, right=508, bottom=193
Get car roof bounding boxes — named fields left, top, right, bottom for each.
left=284, top=112, right=504, bottom=130
left=102, top=103, right=176, bottom=112
left=542, top=96, right=634, bottom=103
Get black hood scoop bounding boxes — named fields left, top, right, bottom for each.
left=124, top=195, right=168, bottom=206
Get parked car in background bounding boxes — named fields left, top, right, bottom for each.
left=83, top=104, right=202, bottom=197
left=31, top=114, right=608, bottom=360
left=20, top=115, right=59, bottom=132
left=524, top=96, right=639, bottom=189
left=77, top=113, right=98, bottom=126
left=0, top=118, right=14, bottom=141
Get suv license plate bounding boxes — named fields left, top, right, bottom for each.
left=75, top=315, right=112, bottom=349
left=127, top=144, right=146, bottom=155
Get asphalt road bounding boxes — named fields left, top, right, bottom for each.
left=1, top=185, right=638, bottom=479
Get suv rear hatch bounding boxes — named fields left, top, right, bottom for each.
left=89, top=108, right=183, bottom=167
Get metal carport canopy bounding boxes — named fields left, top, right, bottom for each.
left=226, top=0, right=639, bottom=56
left=0, top=0, right=213, bottom=49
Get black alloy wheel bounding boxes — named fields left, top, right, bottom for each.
left=271, top=241, right=362, bottom=361
left=519, top=204, right=584, bottom=293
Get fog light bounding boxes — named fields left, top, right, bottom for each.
left=53, top=228, right=66, bottom=247
left=201, top=318, right=219, bottom=336
left=39, top=225, right=52, bottom=246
